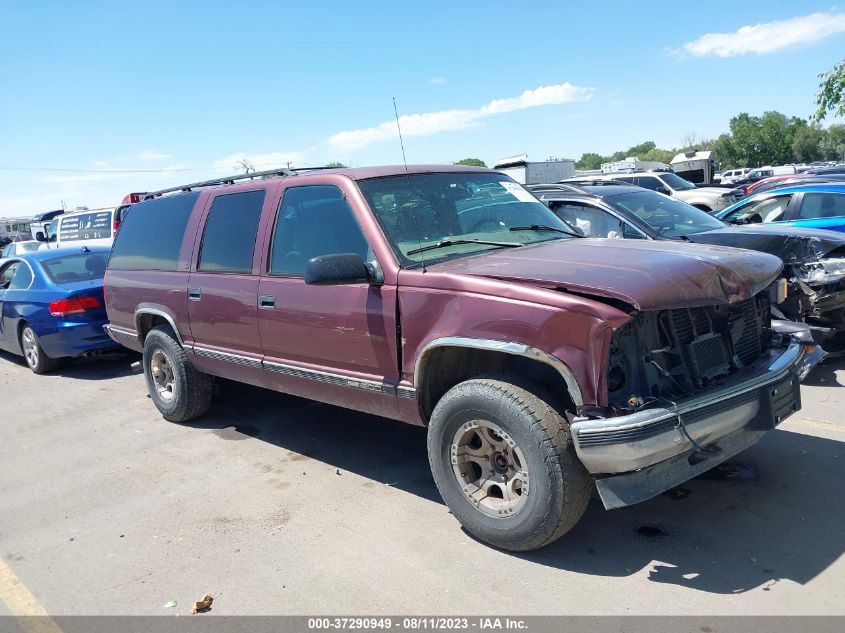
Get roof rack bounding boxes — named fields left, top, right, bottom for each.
left=143, top=165, right=341, bottom=199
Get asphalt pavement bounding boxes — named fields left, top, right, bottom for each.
left=0, top=349, right=843, bottom=616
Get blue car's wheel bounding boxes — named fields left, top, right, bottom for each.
left=20, top=325, right=59, bottom=374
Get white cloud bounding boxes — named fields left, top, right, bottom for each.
left=681, top=12, right=845, bottom=57
left=211, top=151, right=306, bottom=172
left=329, top=82, right=594, bottom=152
left=427, top=77, right=447, bottom=85
left=138, top=149, right=172, bottom=161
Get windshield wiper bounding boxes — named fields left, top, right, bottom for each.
left=406, top=239, right=524, bottom=256
left=509, top=224, right=584, bottom=238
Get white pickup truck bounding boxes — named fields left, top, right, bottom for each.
left=565, top=171, right=742, bottom=213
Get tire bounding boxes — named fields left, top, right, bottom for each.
left=427, top=375, right=592, bottom=551
left=143, top=325, right=213, bottom=422
left=20, top=325, right=60, bottom=374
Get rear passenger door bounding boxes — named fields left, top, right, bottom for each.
left=187, top=189, right=268, bottom=377
left=256, top=183, right=400, bottom=418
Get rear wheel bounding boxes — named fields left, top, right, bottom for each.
left=427, top=375, right=592, bottom=551
left=20, top=325, right=59, bottom=374
left=143, top=325, right=213, bottom=422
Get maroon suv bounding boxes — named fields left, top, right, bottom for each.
left=104, top=165, right=804, bottom=551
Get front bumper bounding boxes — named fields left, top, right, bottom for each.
left=571, top=340, right=804, bottom=509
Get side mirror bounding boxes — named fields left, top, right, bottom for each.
left=304, top=253, right=371, bottom=286
left=35, top=231, right=46, bottom=242
left=656, top=187, right=671, bottom=195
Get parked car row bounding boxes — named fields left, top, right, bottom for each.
left=1, top=164, right=832, bottom=552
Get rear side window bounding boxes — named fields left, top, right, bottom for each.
left=42, top=253, right=108, bottom=284
left=59, top=211, right=113, bottom=242
left=797, top=193, right=845, bottom=219
left=109, top=192, right=200, bottom=270
left=198, top=190, right=266, bottom=273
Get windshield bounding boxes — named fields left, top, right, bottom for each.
left=660, top=173, right=696, bottom=191
left=608, top=190, right=725, bottom=237
left=357, top=173, right=573, bottom=265
left=18, top=242, right=41, bottom=253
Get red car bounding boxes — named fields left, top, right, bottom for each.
left=104, top=165, right=803, bottom=550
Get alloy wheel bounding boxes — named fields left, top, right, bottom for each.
left=450, top=420, right=530, bottom=518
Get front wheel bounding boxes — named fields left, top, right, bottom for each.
left=143, top=325, right=213, bottom=422
left=427, top=376, right=592, bottom=551
left=20, top=325, right=59, bottom=374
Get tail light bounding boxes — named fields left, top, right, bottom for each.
left=113, top=218, right=121, bottom=233
left=49, top=296, right=102, bottom=317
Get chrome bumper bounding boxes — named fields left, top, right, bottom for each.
left=572, top=340, right=804, bottom=508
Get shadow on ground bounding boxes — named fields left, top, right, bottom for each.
left=0, top=348, right=140, bottom=380
left=801, top=355, right=845, bottom=388
left=182, top=377, right=844, bottom=596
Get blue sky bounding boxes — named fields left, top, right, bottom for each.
left=1, top=0, right=844, bottom=215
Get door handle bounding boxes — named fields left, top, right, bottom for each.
left=259, top=294, right=276, bottom=309
left=188, top=288, right=201, bottom=301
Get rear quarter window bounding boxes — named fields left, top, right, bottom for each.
left=108, top=192, right=200, bottom=270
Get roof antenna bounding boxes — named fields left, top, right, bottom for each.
left=393, top=97, right=426, bottom=272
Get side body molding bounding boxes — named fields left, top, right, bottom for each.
left=413, top=336, right=583, bottom=406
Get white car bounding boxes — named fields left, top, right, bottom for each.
left=1, top=240, right=41, bottom=262
left=563, top=171, right=742, bottom=213
left=717, top=168, right=749, bottom=185
left=36, top=207, right=117, bottom=250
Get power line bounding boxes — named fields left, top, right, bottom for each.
left=0, top=166, right=204, bottom=174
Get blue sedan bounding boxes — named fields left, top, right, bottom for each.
left=0, top=246, right=118, bottom=373
left=716, top=183, right=845, bottom=232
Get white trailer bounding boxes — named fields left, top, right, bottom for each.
left=671, top=151, right=717, bottom=185
left=601, top=157, right=670, bottom=174
left=494, top=155, right=576, bottom=184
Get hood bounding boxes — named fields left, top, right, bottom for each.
left=428, top=239, right=783, bottom=311
left=686, top=224, right=845, bottom=264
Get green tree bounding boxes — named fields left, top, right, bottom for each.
left=820, top=124, right=845, bottom=161
left=728, top=112, right=764, bottom=166
left=792, top=125, right=824, bottom=163
left=814, top=58, right=845, bottom=122
left=324, top=161, right=348, bottom=168
left=710, top=133, right=739, bottom=168
left=641, top=147, right=675, bottom=164
left=575, top=152, right=605, bottom=170
left=625, top=141, right=657, bottom=157
left=455, top=158, right=486, bottom=167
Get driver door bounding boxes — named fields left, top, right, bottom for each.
left=256, top=182, right=400, bottom=419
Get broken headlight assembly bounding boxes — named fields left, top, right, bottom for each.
left=796, top=258, right=845, bottom=285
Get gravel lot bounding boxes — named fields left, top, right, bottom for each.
left=1, top=349, right=843, bottom=616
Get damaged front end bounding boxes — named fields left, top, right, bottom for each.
left=688, top=226, right=845, bottom=343
left=571, top=291, right=804, bottom=510
left=782, top=257, right=845, bottom=344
